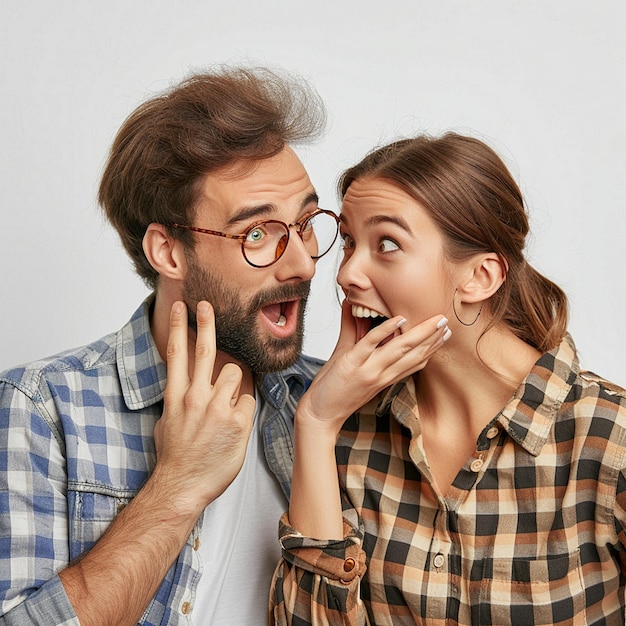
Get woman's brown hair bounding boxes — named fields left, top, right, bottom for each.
left=339, top=133, right=568, bottom=352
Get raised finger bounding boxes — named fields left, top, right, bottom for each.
left=190, top=301, right=216, bottom=387
left=165, top=301, right=191, bottom=397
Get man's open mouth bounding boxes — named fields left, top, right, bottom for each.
left=262, top=300, right=292, bottom=326
left=259, top=298, right=303, bottom=337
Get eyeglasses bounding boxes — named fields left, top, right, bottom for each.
left=169, top=208, right=340, bottom=268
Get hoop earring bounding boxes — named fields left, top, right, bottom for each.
left=452, top=289, right=484, bottom=327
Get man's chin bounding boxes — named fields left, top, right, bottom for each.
left=215, top=324, right=304, bottom=375
left=250, top=335, right=303, bottom=374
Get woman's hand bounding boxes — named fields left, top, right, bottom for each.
left=297, top=300, right=449, bottom=435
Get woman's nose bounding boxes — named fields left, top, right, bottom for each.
left=337, top=252, right=370, bottom=294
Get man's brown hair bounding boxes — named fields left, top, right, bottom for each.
left=99, top=66, right=326, bottom=288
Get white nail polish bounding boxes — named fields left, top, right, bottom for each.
left=396, top=318, right=407, bottom=328
left=443, top=327, right=452, bottom=341
left=437, top=316, right=448, bottom=329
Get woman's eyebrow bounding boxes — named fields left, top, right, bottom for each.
left=366, top=214, right=411, bottom=231
left=340, top=212, right=413, bottom=233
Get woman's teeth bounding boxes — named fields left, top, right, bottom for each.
left=352, top=305, right=383, bottom=319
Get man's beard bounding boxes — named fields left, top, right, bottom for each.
left=181, top=257, right=310, bottom=374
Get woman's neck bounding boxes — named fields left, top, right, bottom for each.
left=413, top=325, right=541, bottom=495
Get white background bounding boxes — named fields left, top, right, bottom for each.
left=1, top=1, right=624, bottom=386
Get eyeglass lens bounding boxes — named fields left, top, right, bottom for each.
left=243, top=212, right=338, bottom=267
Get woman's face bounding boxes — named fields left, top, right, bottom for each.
left=338, top=177, right=458, bottom=336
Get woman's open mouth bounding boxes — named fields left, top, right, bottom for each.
left=352, top=304, right=389, bottom=341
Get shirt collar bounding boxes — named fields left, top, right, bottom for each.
left=258, top=361, right=309, bottom=410
left=379, top=334, right=580, bottom=457
left=117, top=295, right=167, bottom=411
left=497, top=333, right=579, bottom=456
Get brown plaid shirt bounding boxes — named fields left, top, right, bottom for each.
left=271, top=335, right=626, bottom=625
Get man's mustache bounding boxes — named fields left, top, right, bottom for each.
left=249, top=281, right=312, bottom=312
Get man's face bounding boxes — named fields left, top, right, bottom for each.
left=181, top=147, right=318, bottom=374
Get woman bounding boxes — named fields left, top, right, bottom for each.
left=270, top=133, right=626, bottom=625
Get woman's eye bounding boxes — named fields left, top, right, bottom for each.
left=378, top=238, right=399, bottom=253
left=341, top=233, right=354, bottom=249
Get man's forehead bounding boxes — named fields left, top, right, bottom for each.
left=209, top=145, right=306, bottom=180
left=195, top=147, right=315, bottom=222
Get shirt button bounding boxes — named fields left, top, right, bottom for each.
left=181, top=601, right=191, bottom=615
left=470, top=458, right=484, bottom=472
left=486, top=426, right=499, bottom=439
left=193, top=537, right=200, bottom=551
left=433, top=553, right=445, bottom=568
left=343, top=558, right=356, bottom=572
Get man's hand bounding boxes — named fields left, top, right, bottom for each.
left=153, top=300, right=256, bottom=511
left=60, top=301, right=256, bottom=626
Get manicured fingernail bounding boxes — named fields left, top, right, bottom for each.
left=443, top=327, right=452, bottom=341
left=396, top=318, right=407, bottom=328
left=436, top=316, right=448, bottom=329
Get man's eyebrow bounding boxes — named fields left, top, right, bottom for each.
left=226, top=191, right=320, bottom=226
left=227, top=204, right=275, bottom=226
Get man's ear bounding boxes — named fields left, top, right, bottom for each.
left=457, top=252, right=508, bottom=303
left=142, top=223, right=187, bottom=281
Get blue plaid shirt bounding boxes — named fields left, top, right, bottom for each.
left=0, top=296, right=322, bottom=625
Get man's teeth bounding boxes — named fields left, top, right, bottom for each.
left=276, top=314, right=287, bottom=327
left=351, top=305, right=382, bottom=319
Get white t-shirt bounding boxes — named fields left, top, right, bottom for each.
left=192, top=398, right=288, bottom=624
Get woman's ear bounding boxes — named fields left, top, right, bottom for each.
left=142, top=223, right=187, bottom=281
left=457, top=252, right=508, bottom=303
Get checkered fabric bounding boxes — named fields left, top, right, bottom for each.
left=0, top=296, right=321, bottom=624
left=271, top=334, right=626, bottom=625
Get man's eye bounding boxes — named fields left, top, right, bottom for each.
left=246, top=227, right=266, bottom=243
left=378, top=238, right=399, bottom=253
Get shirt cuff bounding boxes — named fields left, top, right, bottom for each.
left=1, top=575, right=79, bottom=625
left=278, top=512, right=367, bottom=582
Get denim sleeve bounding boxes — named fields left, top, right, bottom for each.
left=0, top=378, right=77, bottom=623
left=0, top=576, right=78, bottom=625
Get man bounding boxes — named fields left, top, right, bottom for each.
left=0, top=67, right=339, bottom=625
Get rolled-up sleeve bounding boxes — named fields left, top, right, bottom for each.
left=270, top=513, right=368, bottom=626
left=0, top=379, right=78, bottom=624
left=0, top=576, right=79, bottom=626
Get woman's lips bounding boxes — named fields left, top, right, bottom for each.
left=351, top=304, right=390, bottom=342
